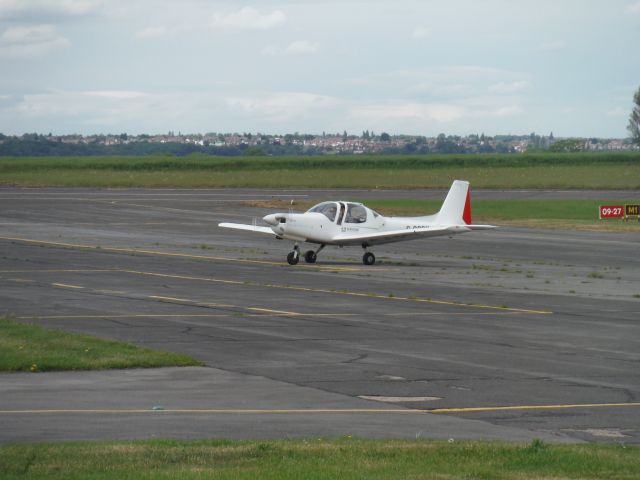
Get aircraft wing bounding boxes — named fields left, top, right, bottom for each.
left=332, top=224, right=496, bottom=246
left=218, top=223, right=277, bottom=236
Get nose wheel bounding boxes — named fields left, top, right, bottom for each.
left=287, top=245, right=300, bottom=265
left=362, top=251, right=376, bottom=265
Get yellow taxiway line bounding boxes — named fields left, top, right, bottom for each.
left=1, top=402, right=639, bottom=415
left=0, top=235, right=366, bottom=272
left=1, top=236, right=553, bottom=314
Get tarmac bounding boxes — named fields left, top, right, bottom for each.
left=1, top=187, right=639, bottom=444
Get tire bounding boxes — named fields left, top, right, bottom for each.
left=304, top=250, right=317, bottom=263
left=362, top=252, right=375, bottom=265
left=287, top=251, right=299, bottom=265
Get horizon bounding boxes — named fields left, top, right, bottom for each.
left=1, top=1, right=639, bottom=138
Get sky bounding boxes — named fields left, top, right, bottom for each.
left=0, top=0, right=639, bottom=137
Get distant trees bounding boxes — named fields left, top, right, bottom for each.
left=628, top=86, right=640, bottom=145
left=548, top=138, right=584, bottom=152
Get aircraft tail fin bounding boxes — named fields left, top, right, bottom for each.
left=436, top=180, right=472, bottom=225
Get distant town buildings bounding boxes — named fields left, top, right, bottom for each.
left=0, top=131, right=637, bottom=155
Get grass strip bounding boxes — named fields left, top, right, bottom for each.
left=249, top=199, right=640, bottom=231
left=1, top=153, right=640, bottom=189
left=0, top=438, right=638, bottom=479
left=0, top=318, right=203, bottom=372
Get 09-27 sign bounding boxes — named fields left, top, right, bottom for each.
left=599, top=205, right=624, bottom=219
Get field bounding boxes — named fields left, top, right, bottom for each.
left=1, top=152, right=640, bottom=188
left=0, top=318, right=202, bottom=372
left=1, top=439, right=639, bottom=480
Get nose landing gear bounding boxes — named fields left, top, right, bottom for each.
left=286, top=244, right=300, bottom=265
left=287, top=244, right=326, bottom=265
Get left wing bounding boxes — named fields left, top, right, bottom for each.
left=218, top=223, right=277, bottom=236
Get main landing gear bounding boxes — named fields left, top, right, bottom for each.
left=362, top=251, right=376, bottom=265
left=286, top=244, right=376, bottom=266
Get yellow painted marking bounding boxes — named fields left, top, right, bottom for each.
left=51, top=283, right=84, bottom=289
left=427, top=402, right=640, bottom=414
left=1, top=402, right=639, bottom=415
left=148, top=295, right=194, bottom=303
left=1, top=236, right=551, bottom=314
left=0, top=236, right=363, bottom=272
left=119, top=269, right=551, bottom=315
left=17, top=314, right=232, bottom=319
left=93, top=289, right=126, bottom=295
left=0, top=269, right=114, bottom=273
left=248, top=307, right=303, bottom=316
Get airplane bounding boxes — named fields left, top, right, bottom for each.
left=219, top=180, right=496, bottom=265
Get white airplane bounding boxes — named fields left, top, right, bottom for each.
left=219, top=180, right=496, bottom=265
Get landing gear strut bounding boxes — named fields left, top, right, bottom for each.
left=286, top=244, right=300, bottom=265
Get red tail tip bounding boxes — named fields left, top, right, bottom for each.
left=462, top=189, right=472, bottom=224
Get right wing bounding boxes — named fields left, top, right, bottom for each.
left=218, top=223, right=277, bottom=236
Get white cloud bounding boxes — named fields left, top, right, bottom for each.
left=626, top=2, right=640, bottom=13
left=0, top=25, right=71, bottom=57
left=285, top=40, right=319, bottom=55
left=411, top=26, right=431, bottom=39
left=351, top=102, right=465, bottom=124
left=226, top=92, right=339, bottom=121
left=488, top=80, right=530, bottom=94
left=0, top=0, right=99, bottom=20
left=211, top=7, right=286, bottom=31
left=135, top=26, right=170, bottom=39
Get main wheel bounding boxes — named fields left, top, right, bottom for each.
left=304, top=250, right=317, bottom=263
left=287, top=251, right=299, bottom=265
left=362, top=252, right=376, bottom=265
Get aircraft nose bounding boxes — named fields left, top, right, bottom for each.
left=263, top=214, right=279, bottom=226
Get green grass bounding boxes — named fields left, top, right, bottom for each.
left=262, top=198, right=640, bottom=231
left=1, top=438, right=638, bottom=479
left=361, top=198, right=638, bottom=220
left=1, top=153, right=640, bottom=188
left=0, top=318, right=203, bottom=372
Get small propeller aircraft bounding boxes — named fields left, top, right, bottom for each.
left=219, top=180, right=496, bottom=265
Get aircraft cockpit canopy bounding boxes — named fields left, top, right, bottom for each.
left=308, top=201, right=378, bottom=224
left=308, top=202, right=338, bottom=222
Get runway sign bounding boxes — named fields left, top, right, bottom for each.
left=625, top=204, right=640, bottom=218
left=598, top=205, right=624, bottom=219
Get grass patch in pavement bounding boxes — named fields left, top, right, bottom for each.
left=0, top=318, right=203, bottom=372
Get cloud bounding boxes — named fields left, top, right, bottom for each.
left=211, top=6, right=286, bottom=30
left=488, top=80, right=530, bottom=94
left=285, top=40, right=319, bottom=55
left=0, top=25, right=71, bottom=57
left=351, top=102, right=465, bottom=124
left=0, top=0, right=99, bottom=20
left=626, top=2, right=640, bottom=13
left=226, top=92, right=339, bottom=121
left=135, top=26, right=170, bottom=39
left=411, top=26, right=431, bottom=39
